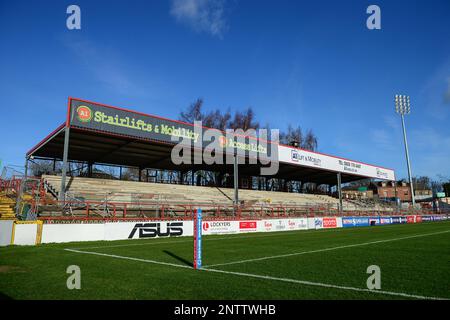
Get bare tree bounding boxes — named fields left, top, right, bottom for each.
left=203, top=109, right=231, bottom=130
left=412, top=176, right=431, bottom=190
left=280, top=125, right=318, bottom=151
left=30, top=159, right=60, bottom=176
left=443, top=182, right=450, bottom=196
left=179, top=98, right=204, bottom=123
left=431, top=180, right=443, bottom=194
left=229, top=108, right=259, bottom=131
left=304, top=129, right=318, bottom=151
left=178, top=99, right=319, bottom=190
left=280, top=125, right=303, bottom=147
left=121, top=168, right=140, bottom=181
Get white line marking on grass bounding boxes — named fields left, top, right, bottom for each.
left=204, top=229, right=450, bottom=268
left=202, top=267, right=448, bottom=300
left=64, top=248, right=192, bottom=269
left=72, top=239, right=195, bottom=250
left=64, top=248, right=448, bottom=300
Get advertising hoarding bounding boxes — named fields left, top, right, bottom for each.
left=239, top=221, right=258, bottom=232
left=379, top=217, right=392, bottom=225
left=322, top=217, right=338, bottom=228
left=202, top=220, right=239, bottom=235
left=69, top=98, right=273, bottom=161
left=278, top=145, right=395, bottom=180
left=342, top=217, right=370, bottom=228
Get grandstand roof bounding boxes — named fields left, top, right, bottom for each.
left=27, top=98, right=396, bottom=185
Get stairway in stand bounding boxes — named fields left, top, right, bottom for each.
left=0, top=193, right=16, bottom=220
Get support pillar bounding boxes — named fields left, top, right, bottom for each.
left=337, top=172, right=343, bottom=214
left=180, top=171, right=185, bottom=185
left=59, top=126, right=70, bottom=202
left=88, top=162, right=93, bottom=177
left=233, top=155, right=239, bottom=206
left=15, top=157, right=29, bottom=216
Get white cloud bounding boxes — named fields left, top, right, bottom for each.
left=407, top=126, right=450, bottom=178
left=384, top=115, right=400, bottom=131
left=62, top=37, right=154, bottom=97
left=410, top=126, right=450, bottom=150
left=170, top=0, right=228, bottom=38
left=370, top=128, right=396, bottom=151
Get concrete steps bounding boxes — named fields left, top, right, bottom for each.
left=42, top=175, right=342, bottom=209
left=0, top=195, right=16, bottom=220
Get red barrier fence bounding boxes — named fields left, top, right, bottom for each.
left=33, top=199, right=447, bottom=223
left=3, top=177, right=447, bottom=223
left=0, top=177, right=22, bottom=194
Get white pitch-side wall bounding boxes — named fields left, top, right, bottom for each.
left=41, top=223, right=105, bottom=243
left=0, top=220, right=14, bottom=246
left=16, top=216, right=342, bottom=245
left=13, top=223, right=38, bottom=245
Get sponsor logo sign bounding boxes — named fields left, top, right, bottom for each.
left=279, top=145, right=396, bottom=181
left=76, top=105, right=93, bottom=122
left=421, top=216, right=433, bottom=222
left=376, top=168, right=389, bottom=179
left=202, top=221, right=234, bottom=234
left=407, top=216, right=415, bottom=224
left=342, top=217, right=370, bottom=228
left=391, top=216, right=401, bottom=224
left=275, top=220, right=286, bottom=231
left=314, top=218, right=323, bottom=229
left=69, top=99, right=271, bottom=160
left=391, top=216, right=407, bottom=224
left=322, top=217, right=337, bottom=228
left=297, top=218, right=308, bottom=230
left=287, top=220, right=297, bottom=230
left=239, top=221, right=257, bottom=232
left=379, top=217, right=392, bottom=225
left=128, top=222, right=183, bottom=239
left=261, top=219, right=307, bottom=232
left=415, top=215, right=422, bottom=223
left=263, top=220, right=273, bottom=231
left=291, top=150, right=322, bottom=167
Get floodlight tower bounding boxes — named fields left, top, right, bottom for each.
left=395, top=94, right=415, bottom=205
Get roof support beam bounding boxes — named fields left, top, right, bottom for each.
left=59, top=126, right=70, bottom=202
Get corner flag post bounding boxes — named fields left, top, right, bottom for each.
left=193, top=208, right=202, bottom=269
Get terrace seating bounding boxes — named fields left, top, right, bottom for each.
left=343, top=197, right=395, bottom=211
left=41, top=175, right=341, bottom=209
left=39, top=175, right=395, bottom=221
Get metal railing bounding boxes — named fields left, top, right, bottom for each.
left=3, top=176, right=448, bottom=223
left=32, top=198, right=450, bottom=223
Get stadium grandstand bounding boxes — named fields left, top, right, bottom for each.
left=2, top=97, right=444, bottom=225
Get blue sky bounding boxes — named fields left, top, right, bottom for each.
left=0, top=0, right=449, bottom=180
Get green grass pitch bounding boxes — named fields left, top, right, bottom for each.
left=0, top=221, right=449, bottom=300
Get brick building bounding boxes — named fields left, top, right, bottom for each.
left=377, top=181, right=411, bottom=202
left=342, top=187, right=374, bottom=200
left=376, top=181, right=432, bottom=202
